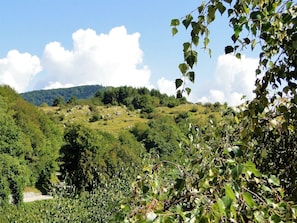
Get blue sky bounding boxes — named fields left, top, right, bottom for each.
left=0, top=0, right=259, bottom=105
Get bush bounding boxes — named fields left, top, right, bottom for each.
left=0, top=174, right=132, bottom=222
left=89, top=114, right=101, bottom=122
left=189, top=106, right=198, bottom=112
left=0, top=154, right=29, bottom=205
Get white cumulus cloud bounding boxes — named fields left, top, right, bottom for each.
left=198, top=54, right=258, bottom=106
left=35, top=26, right=151, bottom=89
left=43, top=82, right=74, bottom=90
left=0, top=50, right=42, bottom=92
left=157, top=77, right=176, bottom=96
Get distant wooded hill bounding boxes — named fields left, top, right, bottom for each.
left=21, top=85, right=105, bottom=106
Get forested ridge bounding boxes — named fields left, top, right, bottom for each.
left=21, top=85, right=104, bottom=106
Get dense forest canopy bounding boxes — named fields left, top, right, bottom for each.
left=21, top=85, right=104, bottom=106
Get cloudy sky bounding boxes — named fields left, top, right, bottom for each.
left=0, top=0, right=259, bottom=106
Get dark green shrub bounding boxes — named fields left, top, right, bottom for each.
left=89, top=114, right=101, bottom=122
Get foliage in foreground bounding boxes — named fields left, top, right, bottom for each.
left=136, top=0, right=297, bottom=221
left=121, top=112, right=297, bottom=222
left=0, top=175, right=131, bottom=223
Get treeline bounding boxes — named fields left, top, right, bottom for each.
left=94, top=86, right=187, bottom=110
left=21, top=85, right=104, bottom=106
left=21, top=85, right=186, bottom=109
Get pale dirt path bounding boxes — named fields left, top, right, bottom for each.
left=23, top=192, right=53, bottom=202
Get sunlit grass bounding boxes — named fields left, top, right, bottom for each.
left=24, top=187, right=41, bottom=194
left=40, top=103, right=222, bottom=136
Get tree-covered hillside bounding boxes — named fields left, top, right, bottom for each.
left=0, top=85, right=63, bottom=205
left=21, top=85, right=104, bottom=106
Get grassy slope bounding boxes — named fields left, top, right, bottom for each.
left=40, top=103, right=221, bottom=136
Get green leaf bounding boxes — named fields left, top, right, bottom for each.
left=185, top=87, right=191, bottom=95
left=183, top=42, right=191, bottom=53
left=212, top=198, right=225, bottom=217
left=224, top=0, right=232, bottom=4
left=142, top=185, right=149, bottom=193
left=185, top=51, right=197, bottom=68
left=236, top=53, right=241, bottom=59
left=174, top=178, right=186, bottom=191
left=222, top=196, right=232, bottom=210
left=243, top=4, right=250, bottom=14
left=244, top=38, right=251, bottom=44
left=250, top=11, right=260, bottom=21
left=231, top=164, right=243, bottom=178
left=286, top=1, right=293, bottom=10
left=179, top=63, right=189, bottom=75
left=271, top=214, right=281, bottom=223
left=225, top=45, right=234, bottom=54
left=227, top=146, right=243, bottom=158
left=217, top=2, right=226, bottom=15
left=182, top=14, right=193, bottom=29
left=207, top=5, right=216, bottom=24
left=225, top=184, right=236, bottom=200
left=198, top=4, right=204, bottom=13
left=186, top=71, right=195, bottom=83
left=203, top=37, right=210, bottom=48
left=170, top=19, right=180, bottom=26
left=207, top=48, right=212, bottom=58
left=254, top=211, right=265, bottom=222
left=230, top=204, right=237, bottom=219
left=244, top=161, right=261, bottom=177
left=176, top=90, right=183, bottom=98
left=243, top=192, right=255, bottom=207
left=231, top=34, right=238, bottom=43
left=228, top=8, right=233, bottom=16
left=260, top=148, right=267, bottom=158
left=217, top=198, right=226, bottom=215
left=234, top=24, right=242, bottom=38
left=233, top=146, right=243, bottom=157
left=192, top=35, right=199, bottom=46
left=255, top=69, right=261, bottom=76
left=172, top=27, right=178, bottom=36
left=175, top=78, right=183, bottom=89
left=268, top=175, right=280, bottom=186
left=251, top=24, right=257, bottom=36
left=261, top=185, right=272, bottom=193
